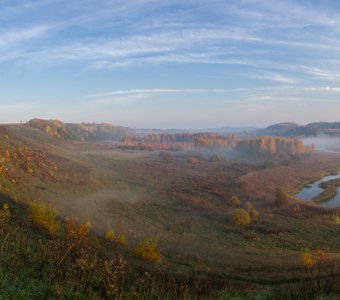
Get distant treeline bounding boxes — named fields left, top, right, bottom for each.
left=122, top=133, right=314, bottom=156
left=236, top=136, right=314, bottom=156
left=122, top=133, right=237, bottom=150
left=28, top=118, right=130, bottom=141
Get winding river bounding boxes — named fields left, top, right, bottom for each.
left=295, top=172, right=340, bottom=208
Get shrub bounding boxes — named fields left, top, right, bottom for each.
left=211, top=154, right=222, bottom=162
left=230, top=196, right=241, bottom=207
left=105, top=229, right=115, bottom=242
left=231, top=208, right=251, bottom=226
left=116, top=234, right=128, bottom=246
left=135, top=239, right=161, bottom=262
left=275, top=187, right=289, bottom=207
left=65, top=217, right=91, bottom=241
left=316, top=248, right=327, bottom=263
left=263, top=160, right=276, bottom=169
left=105, top=230, right=128, bottom=246
left=250, top=208, right=259, bottom=219
left=188, top=157, right=199, bottom=164
left=300, top=249, right=315, bottom=268
left=244, top=201, right=253, bottom=212
left=0, top=203, right=10, bottom=224
left=28, top=201, right=59, bottom=235
left=330, top=212, right=340, bottom=224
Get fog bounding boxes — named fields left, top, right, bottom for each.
left=304, top=133, right=340, bottom=153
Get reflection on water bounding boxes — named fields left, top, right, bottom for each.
left=295, top=172, right=340, bottom=207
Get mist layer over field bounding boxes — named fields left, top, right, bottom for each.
left=304, top=133, right=340, bottom=153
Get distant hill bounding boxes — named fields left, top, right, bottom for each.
left=27, top=118, right=132, bottom=141
left=26, top=118, right=340, bottom=141
left=257, top=122, right=315, bottom=137
left=27, top=119, right=261, bottom=141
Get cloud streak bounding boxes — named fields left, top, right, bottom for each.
left=85, top=88, right=229, bottom=98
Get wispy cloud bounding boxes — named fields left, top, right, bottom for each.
left=2, top=1, right=340, bottom=126
left=251, top=72, right=299, bottom=84
left=85, top=88, right=229, bottom=98
left=0, top=25, right=51, bottom=48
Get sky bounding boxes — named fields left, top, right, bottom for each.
left=2, top=0, right=340, bottom=129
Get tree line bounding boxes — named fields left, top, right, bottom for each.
left=122, top=133, right=314, bottom=156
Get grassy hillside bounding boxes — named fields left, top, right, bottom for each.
left=1, top=124, right=340, bottom=298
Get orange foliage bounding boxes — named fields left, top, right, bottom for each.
left=0, top=141, right=60, bottom=183
left=316, top=248, right=327, bottom=263
left=65, top=217, right=92, bottom=241
left=237, top=136, right=314, bottom=157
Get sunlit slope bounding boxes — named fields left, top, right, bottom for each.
left=2, top=123, right=340, bottom=284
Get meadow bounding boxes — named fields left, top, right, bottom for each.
left=1, top=123, right=340, bottom=298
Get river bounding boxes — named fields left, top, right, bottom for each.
left=295, top=172, right=340, bottom=208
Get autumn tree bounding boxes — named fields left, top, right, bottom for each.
left=275, top=187, right=289, bottom=207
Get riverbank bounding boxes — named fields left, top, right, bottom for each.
left=313, top=178, right=340, bottom=203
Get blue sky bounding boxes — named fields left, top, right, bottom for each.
left=2, top=0, right=340, bottom=128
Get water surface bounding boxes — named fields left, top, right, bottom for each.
left=295, top=172, right=340, bottom=207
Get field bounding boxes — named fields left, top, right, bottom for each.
left=2, top=124, right=340, bottom=298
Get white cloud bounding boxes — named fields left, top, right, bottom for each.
left=85, top=88, right=229, bottom=98
left=251, top=72, right=299, bottom=84
left=0, top=25, right=51, bottom=49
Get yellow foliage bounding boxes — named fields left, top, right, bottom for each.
left=105, top=229, right=128, bottom=246
left=330, top=213, right=340, bottom=225
left=231, top=195, right=241, bottom=207
left=230, top=208, right=251, bottom=226
left=105, top=229, right=115, bottom=242
left=300, top=250, right=315, bottom=268
left=135, top=239, right=161, bottom=262
left=116, top=234, right=128, bottom=246
left=28, top=201, right=59, bottom=235
left=0, top=203, right=10, bottom=224
left=250, top=208, right=259, bottom=219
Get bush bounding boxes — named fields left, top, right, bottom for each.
left=263, top=160, right=276, bottom=169
left=116, top=234, right=128, bottom=246
left=244, top=201, right=252, bottom=212
left=231, top=196, right=241, bottom=207
left=28, top=201, right=59, bottom=235
left=250, top=208, right=259, bottom=219
left=135, top=239, right=161, bottom=262
left=211, top=154, right=222, bottom=162
left=65, top=218, right=91, bottom=241
left=231, top=208, right=251, bottom=226
left=105, top=229, right=115, bottom=242
left=330, top=213, right=340, bottom=225
left=105, top=230, right=128, bottom=246
left=0, top=203, right=10, bottom=224
left=275, top=187, right=289, bottom=207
